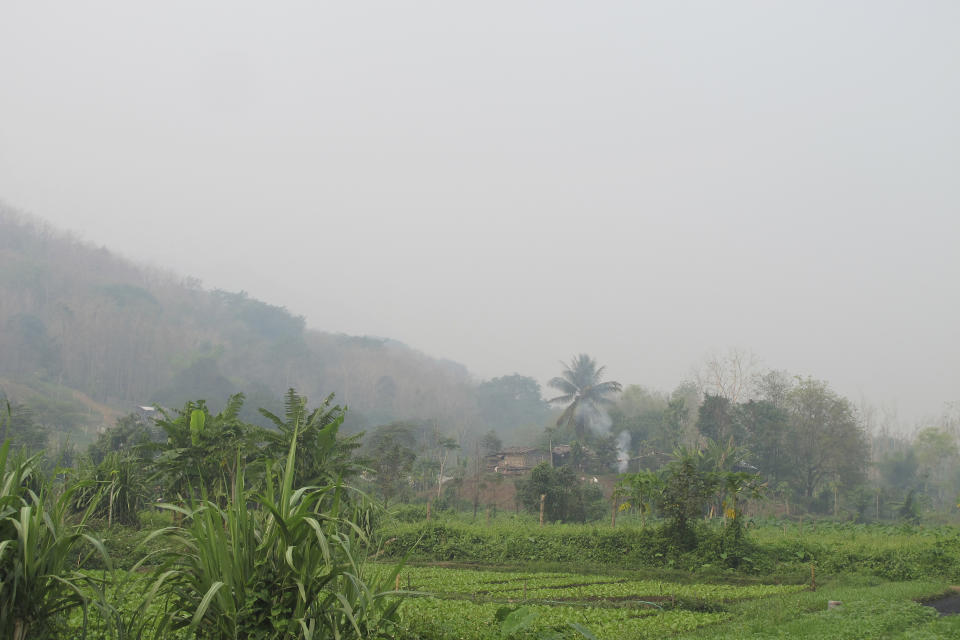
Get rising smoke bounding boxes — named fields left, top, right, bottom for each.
left=616, top=431, right=630, bottom=472
left=577, top=403, right=630, bottom=472
left=578, top=403, right=611, bottom=433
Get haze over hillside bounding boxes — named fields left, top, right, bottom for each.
left=1, top=207, right=559, bottom=444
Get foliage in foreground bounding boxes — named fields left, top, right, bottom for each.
left=1, top=389, right=409, bottom=640
left=0, top=443, right=103, bottom=640
left=147, top=439, right=403, bottom=639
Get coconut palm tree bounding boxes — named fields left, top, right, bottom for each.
left=547, top=354, right=622, bottom=440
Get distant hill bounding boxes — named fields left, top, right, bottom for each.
left=0, top=204, right=512, bottom=444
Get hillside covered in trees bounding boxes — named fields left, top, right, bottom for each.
left=0, top=205, right=549, bottom=446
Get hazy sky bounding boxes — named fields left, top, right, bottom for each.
left=1, top=2, right=957, bottom=425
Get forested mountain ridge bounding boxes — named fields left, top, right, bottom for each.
left=0, top=205, right=496, bottom=442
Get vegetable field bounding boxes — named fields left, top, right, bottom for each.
left=383, top=565, right=960, bottom=639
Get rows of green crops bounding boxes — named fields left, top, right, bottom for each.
left=390, top=565, right=804, bottom=600
left=386, top=567, right=618, bottom=593
left=383, top=565, right=808, bottom=639
left=386, top=564, right=960, bottom=639
left=397, top=597, right=728, bottom=640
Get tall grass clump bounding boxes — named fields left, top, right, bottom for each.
left=147, top=422, right=405, bottom=639
left=71, top=451, right=149, bottom=528
left=0, top=442, right=105, bottom=640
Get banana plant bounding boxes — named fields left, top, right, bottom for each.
left=260, top=389, right=364, bottom=489
left=613, top=470, right=662, bottom=529
left=152, top=394, right=263, bottom=505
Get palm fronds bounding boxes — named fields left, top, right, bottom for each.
left=548, top=355, right=622, bottom=436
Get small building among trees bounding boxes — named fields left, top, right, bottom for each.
left=487, top=445, right=578, bottom=474
left=487, top=447, right=549, bottom=474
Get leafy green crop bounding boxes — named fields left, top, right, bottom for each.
left=397, top=597, right=727, bottom=640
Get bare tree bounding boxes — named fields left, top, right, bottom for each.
left=692, top=347, right=760, bottom=404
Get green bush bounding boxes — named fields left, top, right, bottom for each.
left=378, top=518, right=960, bottom=581
left=390, top=504, right=428, bottom=523
left=514, top=464, right=607, bottom=523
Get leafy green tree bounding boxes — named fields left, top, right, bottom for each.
left=656, top=448, right=718, bottom=549
left=734, top=400, right=791, bottom=486
left=547, top=354, right=622, bottom=440
left=610, top=385, right=695, bottom=458
left=783, top=378, right=867, bottom=499
left=898, top=489, right=922, bottom=524
left=590, top=433, right=621, bottom=473
left=480, top=430, right=503, bottom=456
left=877, top=448, right=919, bottom=490
left=87, top=413, right=156, bottom=465
left=515, top=463, right=605, bottom=523
left=609, top=395, right=665, bottom=454
left=609, top=386, right=668, bottom=450
left=660, top=394, right=691, bottom=451
left=476, top=375, right=550, bottom=432
left=367, top=422, right=418, bottom=507
left=696, top=394, right=739, bottom=444
left=913, top=427, right=959, bottom=508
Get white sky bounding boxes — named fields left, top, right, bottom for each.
left=1, top=1, right=958, bottom=425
